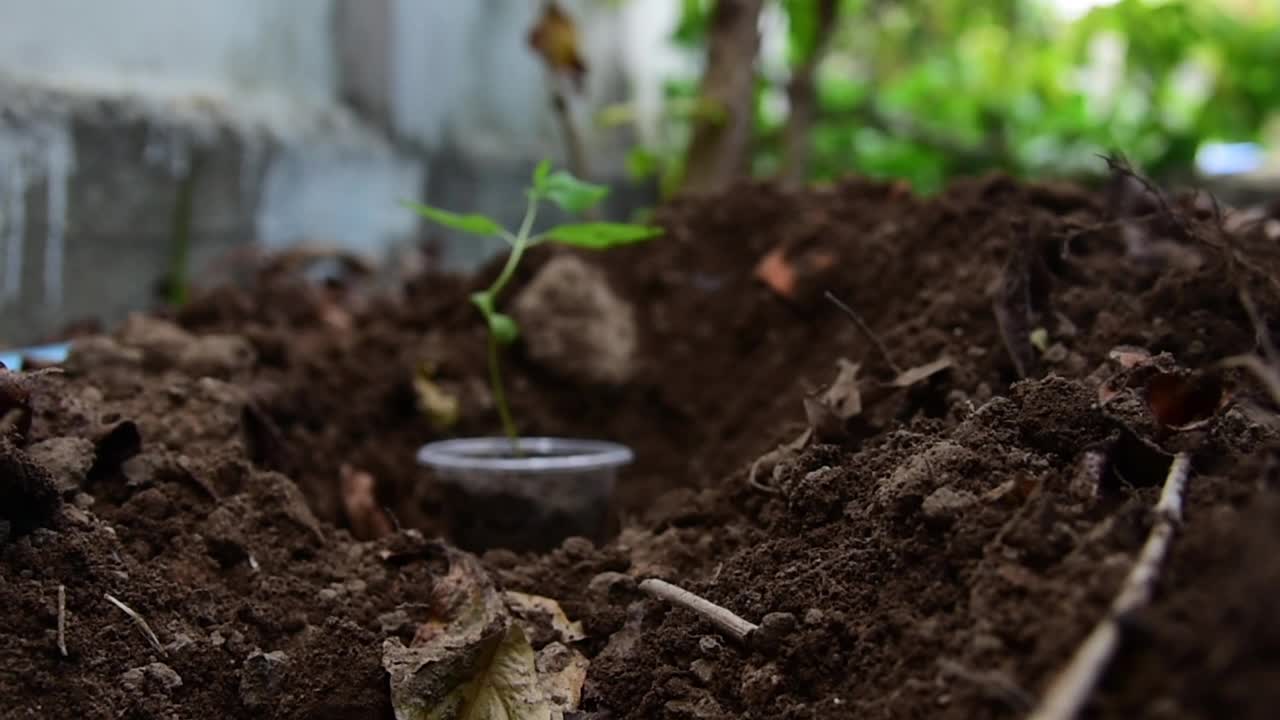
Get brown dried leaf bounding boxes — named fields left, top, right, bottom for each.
left=890, top=356, right=953, bottom=388
left=413, top=362, right=460, bottom=431
left=804, top=359, right=861, bottom=443
left=528, top=2, right=587, bottom=90
left=339, top=464, right=394, bottom=540
left=1109, top=345, right=1153, bottom=369
left=1144, top=370, right=1230, bottom=431
left=505, top=591, right=586, bottom=645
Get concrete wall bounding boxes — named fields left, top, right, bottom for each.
left=0, top=0, right=682, bottom=345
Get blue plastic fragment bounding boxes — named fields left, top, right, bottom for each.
left=0, top=342, right=71, bottom=371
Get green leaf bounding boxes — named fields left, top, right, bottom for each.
left=532, top=159, right=551, bottom=188
left=537, top=171, right=609, bottom=214
left=488, top=313, right=519, bottom=345
left=541, top=222, right=663, bottom=249
left=403, top=202, right=504, bottom=236
left=470, top=291, right=495, bottom=316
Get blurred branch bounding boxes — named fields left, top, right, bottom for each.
left=683, top=0, right=766, bottom=194
left=779, top=0, right=840, bottom=189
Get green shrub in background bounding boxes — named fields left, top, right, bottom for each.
left=628, top=0, right=1280, bottom=194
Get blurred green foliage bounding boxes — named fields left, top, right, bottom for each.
left=635, top=0, right=1280, bottom=193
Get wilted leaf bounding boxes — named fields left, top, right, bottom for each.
left=890, top=356, right=953, bottom=388
left=505, top=592, right=585, bottom=645
left=404, top=202, right=504, bottom=237
left=340, top=464, right=394, bottom=540
left=541, top=222, right=662, bottom=249
left=1144, top=370, right=1229, bottom=431
left=804, top=359, right=861, bottom=443
left=386, top=622, right=551, bottom=720
left=386, top=549, right=588, bottom=719
left=536, top=643, right=589, bottom=713
left=1109, top=345, right=1153, bottom=369
left=414, top=362, right=460, bottom=431
left=415, top=550, right=507, bottom=648
left=527, top=1, right=587, bottom=90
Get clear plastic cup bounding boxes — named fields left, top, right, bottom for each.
left=417, top=437, right=633, bottom=552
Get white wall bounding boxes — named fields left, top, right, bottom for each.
left=0, top=0, right=337, bottom=105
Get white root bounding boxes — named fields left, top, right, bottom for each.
left=639, top=578, right=759, bottom=644
left=104, top=592, right=166, bottom=656
left=1026, top=453, right=1191, bottom=720
left=56, top=584, right=66, bottom=657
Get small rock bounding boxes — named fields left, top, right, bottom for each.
left=560, top=536, right=595, bottom=558
left=690, top=658, right=715, bottom=685
left=117, top=314, right=194, bottom=369
left=803, top=608, right=825, bottom=626
left=166, top=633, right=195, bottom=653
left=378, top=609, right=412, bottom=635
left=752, top=612, right=797, bottom=652
left=588, top=571, right=636, bottom=600
left=511, top=255, right=638, bottom=385
left=739, top=662, right=783, bottom=705
left=25, top=437, right=95, bottom=495
left=121, top=662, right=182, bottom=693
left=921, top=486, right=977, bottom=521
left=179, top=335, right=256, bottom=379
left=698, top=635, right=723, bottom=657
left=240, top=650, right=289, bottom=709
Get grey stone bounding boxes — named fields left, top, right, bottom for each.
left=240, top=650, right=289, bottom=709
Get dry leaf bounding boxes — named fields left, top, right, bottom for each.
left=414, top=362, right=460, bottom=431
left=528, top=2, right=587, bottom=91
left=1109, top=345, right=1153, bottom=369
left=386, top=549, right=589, bottom=719
left=505, top=592, right=585, bottom=645
left=804, top=359, right=861, bottom=442
left=1144, top=370, right=1229, bottom=431
left=889, top=356, right=953, bottom=388
left=537, top=643, right=589, bottom=713
left=754, top=246, right=798, bottom=299
left=386, top=622, right=552, bottom=720
left=339, top=465, right=394, bottom=540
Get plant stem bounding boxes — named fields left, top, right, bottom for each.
left=483, top=191, right=539, bottom=443
left=488, top=333, right=519, bottom=442
left=489, top=192, right=540, bottom=300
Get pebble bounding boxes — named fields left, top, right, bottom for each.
left=240, top=650, right=289, bottom=709
left=588, top=571, right=636, bottom=599
left=752, top=612, right=797, bottom=651
left=121, top=662, right=182, bottom=693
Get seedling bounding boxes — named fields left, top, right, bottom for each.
left=404, top=162, right=662, bottom=441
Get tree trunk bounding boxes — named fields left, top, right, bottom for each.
left=682, top=0, right=766, bottom=194
left=779, top=0, right=840, bottom=189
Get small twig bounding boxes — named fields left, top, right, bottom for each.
left=938, top=658, right=1034, bottom=712
left=104, top=593, right=166, bottom=656
left=639, top=578, right=759, bottom=644
left=1099, top=154, right=1188, bottom=239
left=56, top=584, right=67, bottom=657
left=1238, top=287, right=1279, bottom=367
left=825, top=291, right=902, bottom=375
left=1027, top=453, right=1192, bottom=720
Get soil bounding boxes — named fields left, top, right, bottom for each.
left=3, top=171, right=1280, bottom=719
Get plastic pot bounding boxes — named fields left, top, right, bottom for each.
left=417, top=436, right=633, bottom=552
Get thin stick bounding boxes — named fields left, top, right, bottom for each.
left=56, top=584, right=67, bottom=657
left=1027, top=453, right=1191, bottom=720
left=639, top=578, right=759, bottom=644
left=938, top=658, right=1033, bottom=712
left=104, top=593, right=166, bottom=656
left=825, top=291, right=902, bottom=375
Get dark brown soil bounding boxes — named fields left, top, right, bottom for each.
left=3, top=172, right=1279, bottom=718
